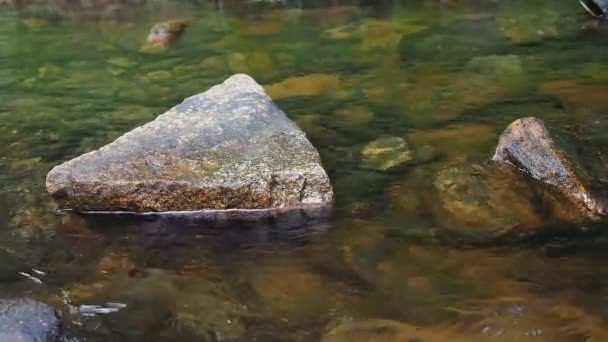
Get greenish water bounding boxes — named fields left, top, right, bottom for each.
left=1, top=0, right=608, bottom=340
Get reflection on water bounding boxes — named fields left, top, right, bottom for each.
left=1, top=0, right=608, bottom=340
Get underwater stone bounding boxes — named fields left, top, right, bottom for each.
left=540, top=80, right=608, bottom=111
left=0, top=248, right=27, bottom=282
left=466, top=54, right=524, bottom=82
left=361, top=136, right=413, bottom=171
left=0, top=299, right=60, bottom=342
left=432, top=163, right=544, bottom=233
left=497, top=16, right=558, bottom=44
left=171, top=283, right=247, bottom=340
left=264, top=74, right=344, bottom=100
left=46, top=74, right=334, bottom=213
left=103, top=271, right=175, bottom=341
left=492, top=117, right=607, bottom=219
left=322, top=319, right=463, bottom=342
left=245, top=259, right=333, bottom=326
left=332, top=106, right=374, bottom=126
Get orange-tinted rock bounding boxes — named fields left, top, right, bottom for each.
left=432, top=163, right=545, bottom=233
left=540, top=80, right=608, bottom=110
left=407, top=124, right=498, bottom=159
left=143, top=19, right=188, bottom=50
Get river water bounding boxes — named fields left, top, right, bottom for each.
left=1, top=0, right=608, bottom=341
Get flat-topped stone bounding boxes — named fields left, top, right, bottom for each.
left=46, top=74, right=334, bottom=213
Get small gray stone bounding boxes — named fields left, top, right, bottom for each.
left=0, top=299, right=60, bottom=342
left=46, top=74, right=333, bottom=213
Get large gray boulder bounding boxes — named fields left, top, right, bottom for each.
left=46, top=74, right=333, bottom=213
left=0, top=299, right=60, bottom=342
left=492, top=117, right=607, bottom=220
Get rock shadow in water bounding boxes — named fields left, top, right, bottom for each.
left=65, top=208, right=333, bottom=248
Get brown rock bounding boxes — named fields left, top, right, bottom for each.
left=407, top=124, right=498, bottom=159
left=264, top=74, right=344, bottom=100
left=143, top=19, right=188, bottom=50
left=323, top=320, right=462, bottom=342
left=541, top=80, right=608, bottom=110
left=492, top=117, right=607, bottom=219
left=245, top=259, right=338, bottom=327
left=432, top=163, right=544, bottom=234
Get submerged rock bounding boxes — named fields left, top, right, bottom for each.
left=332, top=106, right=374, bottom=126
left=400, top=29, right=501, bottom=65
left=407, top=124, right=498, bottom=159
left=361, top=137, right=413, bottom=171
left=431, top=158, right=606, bottom=236
left=466, top=54, right=524, bottom=85
left=245, top=259, right=336, bottom=326
left=0, top=299, right=60, bottom=342
left=264, top=74, right=344, bottom=100
left=172, top=283, right=248, bottom=341
left=321, top=24, right=355, bottom=41
left=46, top=74, right=333, bottom=212
left=323, top=319, right=462, bottom=342
left=496, top=4, right=578, bottom=45
left=492, top=117, right=607, bottom=219
left=103, top=270, right=175, bottom=341
left=432, top=163, right=544, bottom=234
left=143, top=19, right=188, bottom=50
left=0, top=248, right=27, bottom=282
left=356, top=20, right=410, bottom=51
left=399, top=66, right=516, bottom=125
left=540, top=80, right=608, bottom=111
left=224, top=51, right=279, bottom=80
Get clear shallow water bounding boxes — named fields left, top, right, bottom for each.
left=1, top=0, right=608, bottom=340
